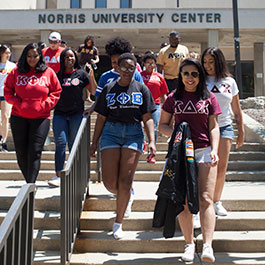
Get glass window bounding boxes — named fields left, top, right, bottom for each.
left=46, top=0, right=57, bottom=9
left=227, top=61, right=254, bottom=98
left=96, top=0, right=107, bottom=8
left=120, top=0, right=131, bottom=8
left=71, top=0, right=81, bottom=8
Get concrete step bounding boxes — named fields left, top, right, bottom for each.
left=75, top=230, right=186, bottom=253
left=5, top=142, right=56, bottom=152
left=226, top=171, right=265, bottom=181
left=0, top=169, right=55, bottom=181
left=80, top=211, right=265, bottom=231
left=0, top=160, right=57, bottom=170
left=90, top=170, right=265, bottom=182
left=0, top=210, right=60, bottom=230
left=90, top=151, right=265, bottom=162
left=199, top=231, right=265, bottom=252
left=0, top=180, right=60, bottom=211
left=33, top=251, right=60, bottom=264
left=230, top=143, right=265, bottom=152
left=33, top=230, right=60, bottom=251
left=228, top=151, right=265, bottom=160
left=84, top=181, right=265, bottom=212
left=89, top=160, right=265, bottom=171
left=32, top=251, right=265, bottom=265
left=75, top=230, right=265, bottom=253
left=0, top=151, right=69, bottom=160
left=69, top=252, right=265, bottom=265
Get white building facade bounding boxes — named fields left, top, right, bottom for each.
left=1, top=0, right=265, bottom=97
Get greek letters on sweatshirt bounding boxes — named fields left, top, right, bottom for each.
left=4, top=67, right=62, bottom=119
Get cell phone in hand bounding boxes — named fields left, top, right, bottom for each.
left=85, top=64, right=91, bottom=74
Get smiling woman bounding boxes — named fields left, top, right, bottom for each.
left=159, top=58, right=222, bottom=263
left=4, top=42, right=62, bottom=184
left=48, top=47, right=97, bottom=187
left=90, top=53, right=156, bottom=240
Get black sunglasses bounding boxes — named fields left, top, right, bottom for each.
left=119, top=66, right=135, bottom=73
left=49, top=40, right=59, bottom=44
left=181, top=71, right=199, bottom=78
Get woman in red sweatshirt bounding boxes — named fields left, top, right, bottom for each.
left=4, top=42, right=62, bottom=183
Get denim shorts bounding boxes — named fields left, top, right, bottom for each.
left=195, top=146, right=212, bottom=163
left=100, top=121, right=144, bottom=153
left=220, top=124, right=234, bottom=139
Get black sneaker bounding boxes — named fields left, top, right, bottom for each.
left=1, top=143, right=8, bottom=152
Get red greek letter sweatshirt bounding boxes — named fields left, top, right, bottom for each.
left=4, top=67, right=62, bottom=119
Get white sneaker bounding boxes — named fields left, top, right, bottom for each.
left=181, top=243, right=195, bottom=262
left=193, top=213, right=201, bottom=229
left=124, top=189, right=134, bottom=218
left=214, top=201, right=228, bottom=216
left=113, top=222, right=124, bottom=239
left=48, top=176, right=60, bottom=187
left=201, top=243, right=215, bottom=262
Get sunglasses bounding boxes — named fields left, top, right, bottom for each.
left=144, top=62, right=156, bottom=66
left=181, top=71, right=199, bottom=78
left=119, top=66, right=135, bottom=73
left=49, top=40, right=59, bottom=44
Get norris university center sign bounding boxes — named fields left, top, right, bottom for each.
left=0, top=9, right=264, bottom=30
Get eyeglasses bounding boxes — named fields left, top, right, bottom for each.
left=144, top=63, right=156, bottom=66
left=181, top=71, right=199, bottom=78
left=119, top=66, right=135, bottom=73
left=49, top=40, right=59, bottom=44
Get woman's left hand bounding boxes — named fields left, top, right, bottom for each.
left=210, top=150, right=219, bottom=166
left=148, top=141, right=156, bottom=158
left=236, top=133, right=244, bottom=149
left=84, top=63, right=94, bottom=77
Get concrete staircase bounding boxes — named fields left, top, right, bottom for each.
left=0, top=114, right=265, bottom=264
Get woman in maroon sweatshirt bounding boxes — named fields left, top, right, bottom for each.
left=4, top=42, right=62, bottom=183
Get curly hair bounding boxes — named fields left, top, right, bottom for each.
left=17, top=43, right=47, bottom=73
left=142, top=53, right=156, bottom=64
left=105, top=36, right=132, bottom=57
left=118, top=53, right=137, bottom=66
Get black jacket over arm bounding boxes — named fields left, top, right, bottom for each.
left=152, top=121, right=199, bottom=238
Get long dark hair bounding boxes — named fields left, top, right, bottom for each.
left=84, top=35, right=94, bottom=47
left=201, top=47, right=231, bottom=81
left=175, top=58, right=210, bottom=100
left=0, top=45, right=10, bottom=62
left=17, top=43, right=47, bottom=73
left=57, top=47, right=80, bottom=79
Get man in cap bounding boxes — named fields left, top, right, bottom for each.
left=156, top=31, right=189, bottom=93
left=42, top=32, right=64, bottom=73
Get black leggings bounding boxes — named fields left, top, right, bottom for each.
left=10, top=115, right=50, bottom=183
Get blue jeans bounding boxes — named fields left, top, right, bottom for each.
left=152, top=104, right=161, bottom=143
left=53, top=113, right=83, bottom=172
left=100, top=121, right=144, bottom=153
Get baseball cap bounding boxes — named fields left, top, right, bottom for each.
left=49, top=32, right=61, bottom=42
left=169, top=31, right=180, bottom=37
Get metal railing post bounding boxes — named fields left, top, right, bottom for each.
left=0, top=184, right=35, bottom=265
left=60, top=115, right=91, bottom=265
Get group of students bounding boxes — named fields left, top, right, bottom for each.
left=1, top=31, right=244, bottom=263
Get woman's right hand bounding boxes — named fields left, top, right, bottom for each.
left=90, top=142, right=98, bottom=157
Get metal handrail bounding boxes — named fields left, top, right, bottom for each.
left=0, top=184, right=35, bottom=265
left=60, top=115, right=90, bottom=265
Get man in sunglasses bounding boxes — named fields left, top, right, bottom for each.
left=42, top=32, right=64, bottom=73
left=156, top=31, right=190, bottom=93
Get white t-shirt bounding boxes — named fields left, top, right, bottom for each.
left=0, top=61, right=16, bottom=97
left=206, top=76, right=239, bottom=127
